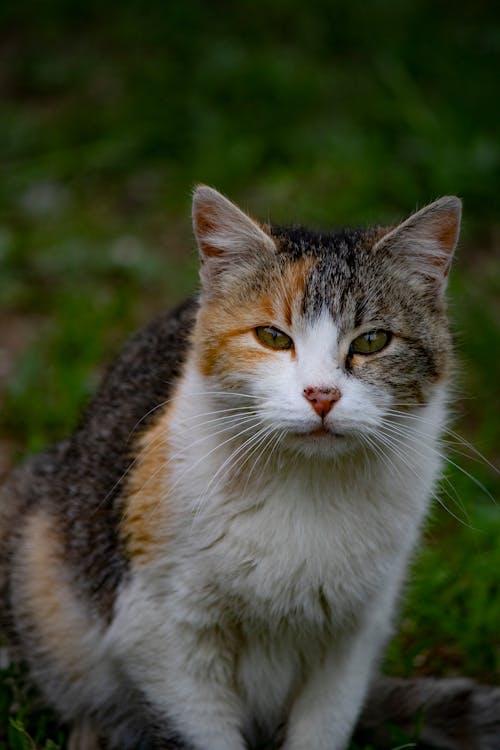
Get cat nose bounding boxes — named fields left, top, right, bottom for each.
left=303, top=386, right=341, bottom=418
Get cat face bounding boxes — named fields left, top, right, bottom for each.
left=192, top=187, right=460, bottom=459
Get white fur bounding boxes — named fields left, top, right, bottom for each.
left=105, top=308, right=448, bottom=750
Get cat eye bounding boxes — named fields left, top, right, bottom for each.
left=350, top=330, right=391, bottom=355
left=255, top=326, right=294, bottom=351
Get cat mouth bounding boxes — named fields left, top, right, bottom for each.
left=299, top=426, right=345, bottom=438
left=312, top=428, right=344, bottom=438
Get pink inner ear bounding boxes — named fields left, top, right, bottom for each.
left=193, top=206, right=224, bottom=258
left=374, top=196, right=461, bottom=287
left=422, top=209, right=461, bottom=279
left=437, top=212, right=460, bottom=258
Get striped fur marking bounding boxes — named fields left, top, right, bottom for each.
left=121, top=409, right=174, bottom=564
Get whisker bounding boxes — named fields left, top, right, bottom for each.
left=161, top=418, right=264, bottom=517
left=359, top=432, right=407, bottom=485
left=386, top=410, right=499, bottom=475
left=181, top=411, right=259, bottom=434
left=108, top=397, right=262, bottom=514
left=184, top=390, right=259, bottom=400
left=118, top=414, right=263, bottom=525
left=95, top=426, right=171, bottom=514
left=129, top=429, right=258, bottom=532
left=377, top=422, right=470, bottom=510
left=180, top=408, right=259, bottom=431
left=257, top=428, right=287, bottom=478
left=237, top=426, right=280, bottom=492
left=373, top=426, right=474, bottom=526
left=379, top=420, right=496, bottom=505
left=128, top=398, right=173, bottom=439
left=192, top=423, right=273, bottom=517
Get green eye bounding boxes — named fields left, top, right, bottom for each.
left=255, top=326, right=293, bottom=351
left=350, top=330, right=390, bottom=355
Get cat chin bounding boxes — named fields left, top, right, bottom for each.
left=282, top=429, right=354, bottom=460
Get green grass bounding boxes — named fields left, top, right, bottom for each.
left=0, top=661, right=65, bottom=750
left=1, top=0, right=499, bottom=747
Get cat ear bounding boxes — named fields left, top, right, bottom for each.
left=192, top=185, right=276, bottom=286
left=373, top=196, right=462, bottom=294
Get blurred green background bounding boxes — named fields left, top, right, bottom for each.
left=0, top=0, right=499, bottom=747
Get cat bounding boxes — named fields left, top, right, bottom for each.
left=0, top=186, right=498, bottom=750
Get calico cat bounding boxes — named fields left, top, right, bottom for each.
left=0, top=187, right=498, bottom=750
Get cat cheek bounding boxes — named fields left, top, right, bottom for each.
left=196, top=336, right=267, bottom=378
left=326, top=380, right=389, bottom=426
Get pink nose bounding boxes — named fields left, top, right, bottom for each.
left=303, top=386, right=341, bottom=418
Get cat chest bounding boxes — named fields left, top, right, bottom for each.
left=197, top=484, right=412, bottom=628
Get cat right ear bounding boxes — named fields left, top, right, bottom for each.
left=373, top=196, right=462, bottom=296
left=192, top=185, right=276, bottom=288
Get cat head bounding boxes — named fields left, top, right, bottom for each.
left=191, top=186, right=460, bottom=459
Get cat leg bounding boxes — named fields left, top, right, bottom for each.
left=153, top=639, right=247, bottom=750
left=115, top=613, right=247, bottom=750
left=281, top=622, right=388, bottom=750
left=68, top=720, right=103, bottom=750
left=147, top=666, right=247, bottom=750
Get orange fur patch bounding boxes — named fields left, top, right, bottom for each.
left=194, top=256, right=316, bottom=377
left=280, top=257, right=315, bottom=328
left=121, top=410, right=174, bottom=564
left=197, top=324, right=272, bottom=377
left=20, top=509, right=96, bottom=682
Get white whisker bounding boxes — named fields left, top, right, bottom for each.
left=385, top=409, right=499, bottom=475
left=372, top=425, right=474, bottom=526
left=379, top=419, right=496, bottom=505
left=192, top=423, right=274, bottom=519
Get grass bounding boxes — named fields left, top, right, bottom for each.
left=1, top=0, right=499, bottom=747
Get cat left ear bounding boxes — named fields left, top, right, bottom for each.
left=373, top=196, right=462, bottom=295
left=192, top=185, right=276, bottom=287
